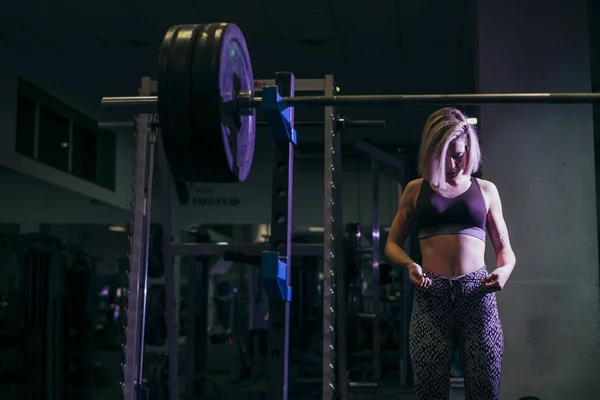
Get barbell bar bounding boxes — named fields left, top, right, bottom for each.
left=101, top=22, right=600, bottom=184
left=102, top=92, right=600, bottom=109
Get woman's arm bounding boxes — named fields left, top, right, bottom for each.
left=385, top=179, right=420, bottom=269
left=485, top=181, right=517, bottom=274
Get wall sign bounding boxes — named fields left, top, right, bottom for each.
left=191, top=186, right=241, bottom=207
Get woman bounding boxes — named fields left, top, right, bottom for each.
left=385, top=107, right=516, bottom=400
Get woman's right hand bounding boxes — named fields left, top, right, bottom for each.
left=408, top=263, right=432, bottom=288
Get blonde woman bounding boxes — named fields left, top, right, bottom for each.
left=385, top=107, right=516, bottom=400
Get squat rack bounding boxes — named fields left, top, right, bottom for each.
left=119, top=73, right=378, bottom=400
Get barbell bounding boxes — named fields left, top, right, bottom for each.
left=101, top=22, right=600, bottom=184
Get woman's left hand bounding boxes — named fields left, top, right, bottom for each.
left=481, top=267, right=511, bottom=292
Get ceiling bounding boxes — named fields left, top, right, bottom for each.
left=1, top=0, right=599, bottom=145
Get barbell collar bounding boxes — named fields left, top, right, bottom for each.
left=237, top=90, right=255, bottom=116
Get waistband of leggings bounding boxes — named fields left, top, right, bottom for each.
left=422, top=265, right=488, bottom=282
left=417, top=266, right=488, bottom=296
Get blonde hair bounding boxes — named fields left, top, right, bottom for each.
left=418, top=107, right=481, bottom=190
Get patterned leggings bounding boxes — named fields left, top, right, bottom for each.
left=409, top=266, right=504, bottom=400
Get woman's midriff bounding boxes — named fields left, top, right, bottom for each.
left=419, top=234, right=486, bottom=278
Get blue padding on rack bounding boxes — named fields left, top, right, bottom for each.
left=261, top=86, right=297, bottom=145
left=261, top=251, right=292, bottom=302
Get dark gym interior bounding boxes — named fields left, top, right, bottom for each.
left=1, top=1, right=600, bottom=400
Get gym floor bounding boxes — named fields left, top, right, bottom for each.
left=87, top=343, right=466, bottom=400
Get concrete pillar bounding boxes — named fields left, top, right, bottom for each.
left=477, top=0, right=600, bottom=398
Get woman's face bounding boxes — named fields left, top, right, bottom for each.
left=445, top=138, right=467, bottom=181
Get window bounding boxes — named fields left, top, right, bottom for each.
left=71, top=124, right=98, bottom=182
left=37, top=105, right=69, bottom=172
left=15, top=78, right=117, bottom=190
left=15, top=94, right=36, bottom=157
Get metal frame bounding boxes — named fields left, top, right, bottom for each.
left=123, top=77, right=156, bottom=400
left=263, top=72, right=296, bottom=400
left=322, top=74, right=349, bottom=400
left=172, top=242, right=323, bottom=256
left=119, top=75, right=331, bottom=400
left=118, top=74, right=404, bottom=400
left=158, top=126, right=181, bottom=399
left=122, top=77, right=181, bottom=400
left=322, top=75, right=336, bottom=400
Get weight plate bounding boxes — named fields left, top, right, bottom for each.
left=192, top=22, right=255, bottom=183
left=159, top=24, right=202, bottom=182
left=158, top=23, right=255, bottom=183
left=157, top=25, right=182, bottom=176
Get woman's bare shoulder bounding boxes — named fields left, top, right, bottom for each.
left=475, top=178, right=500, bottom=197
left=407, top=177, right=424, bottom=187
left=405, top=178, right=424, bottom=195
left=401, top=178, right=424, bottom=208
